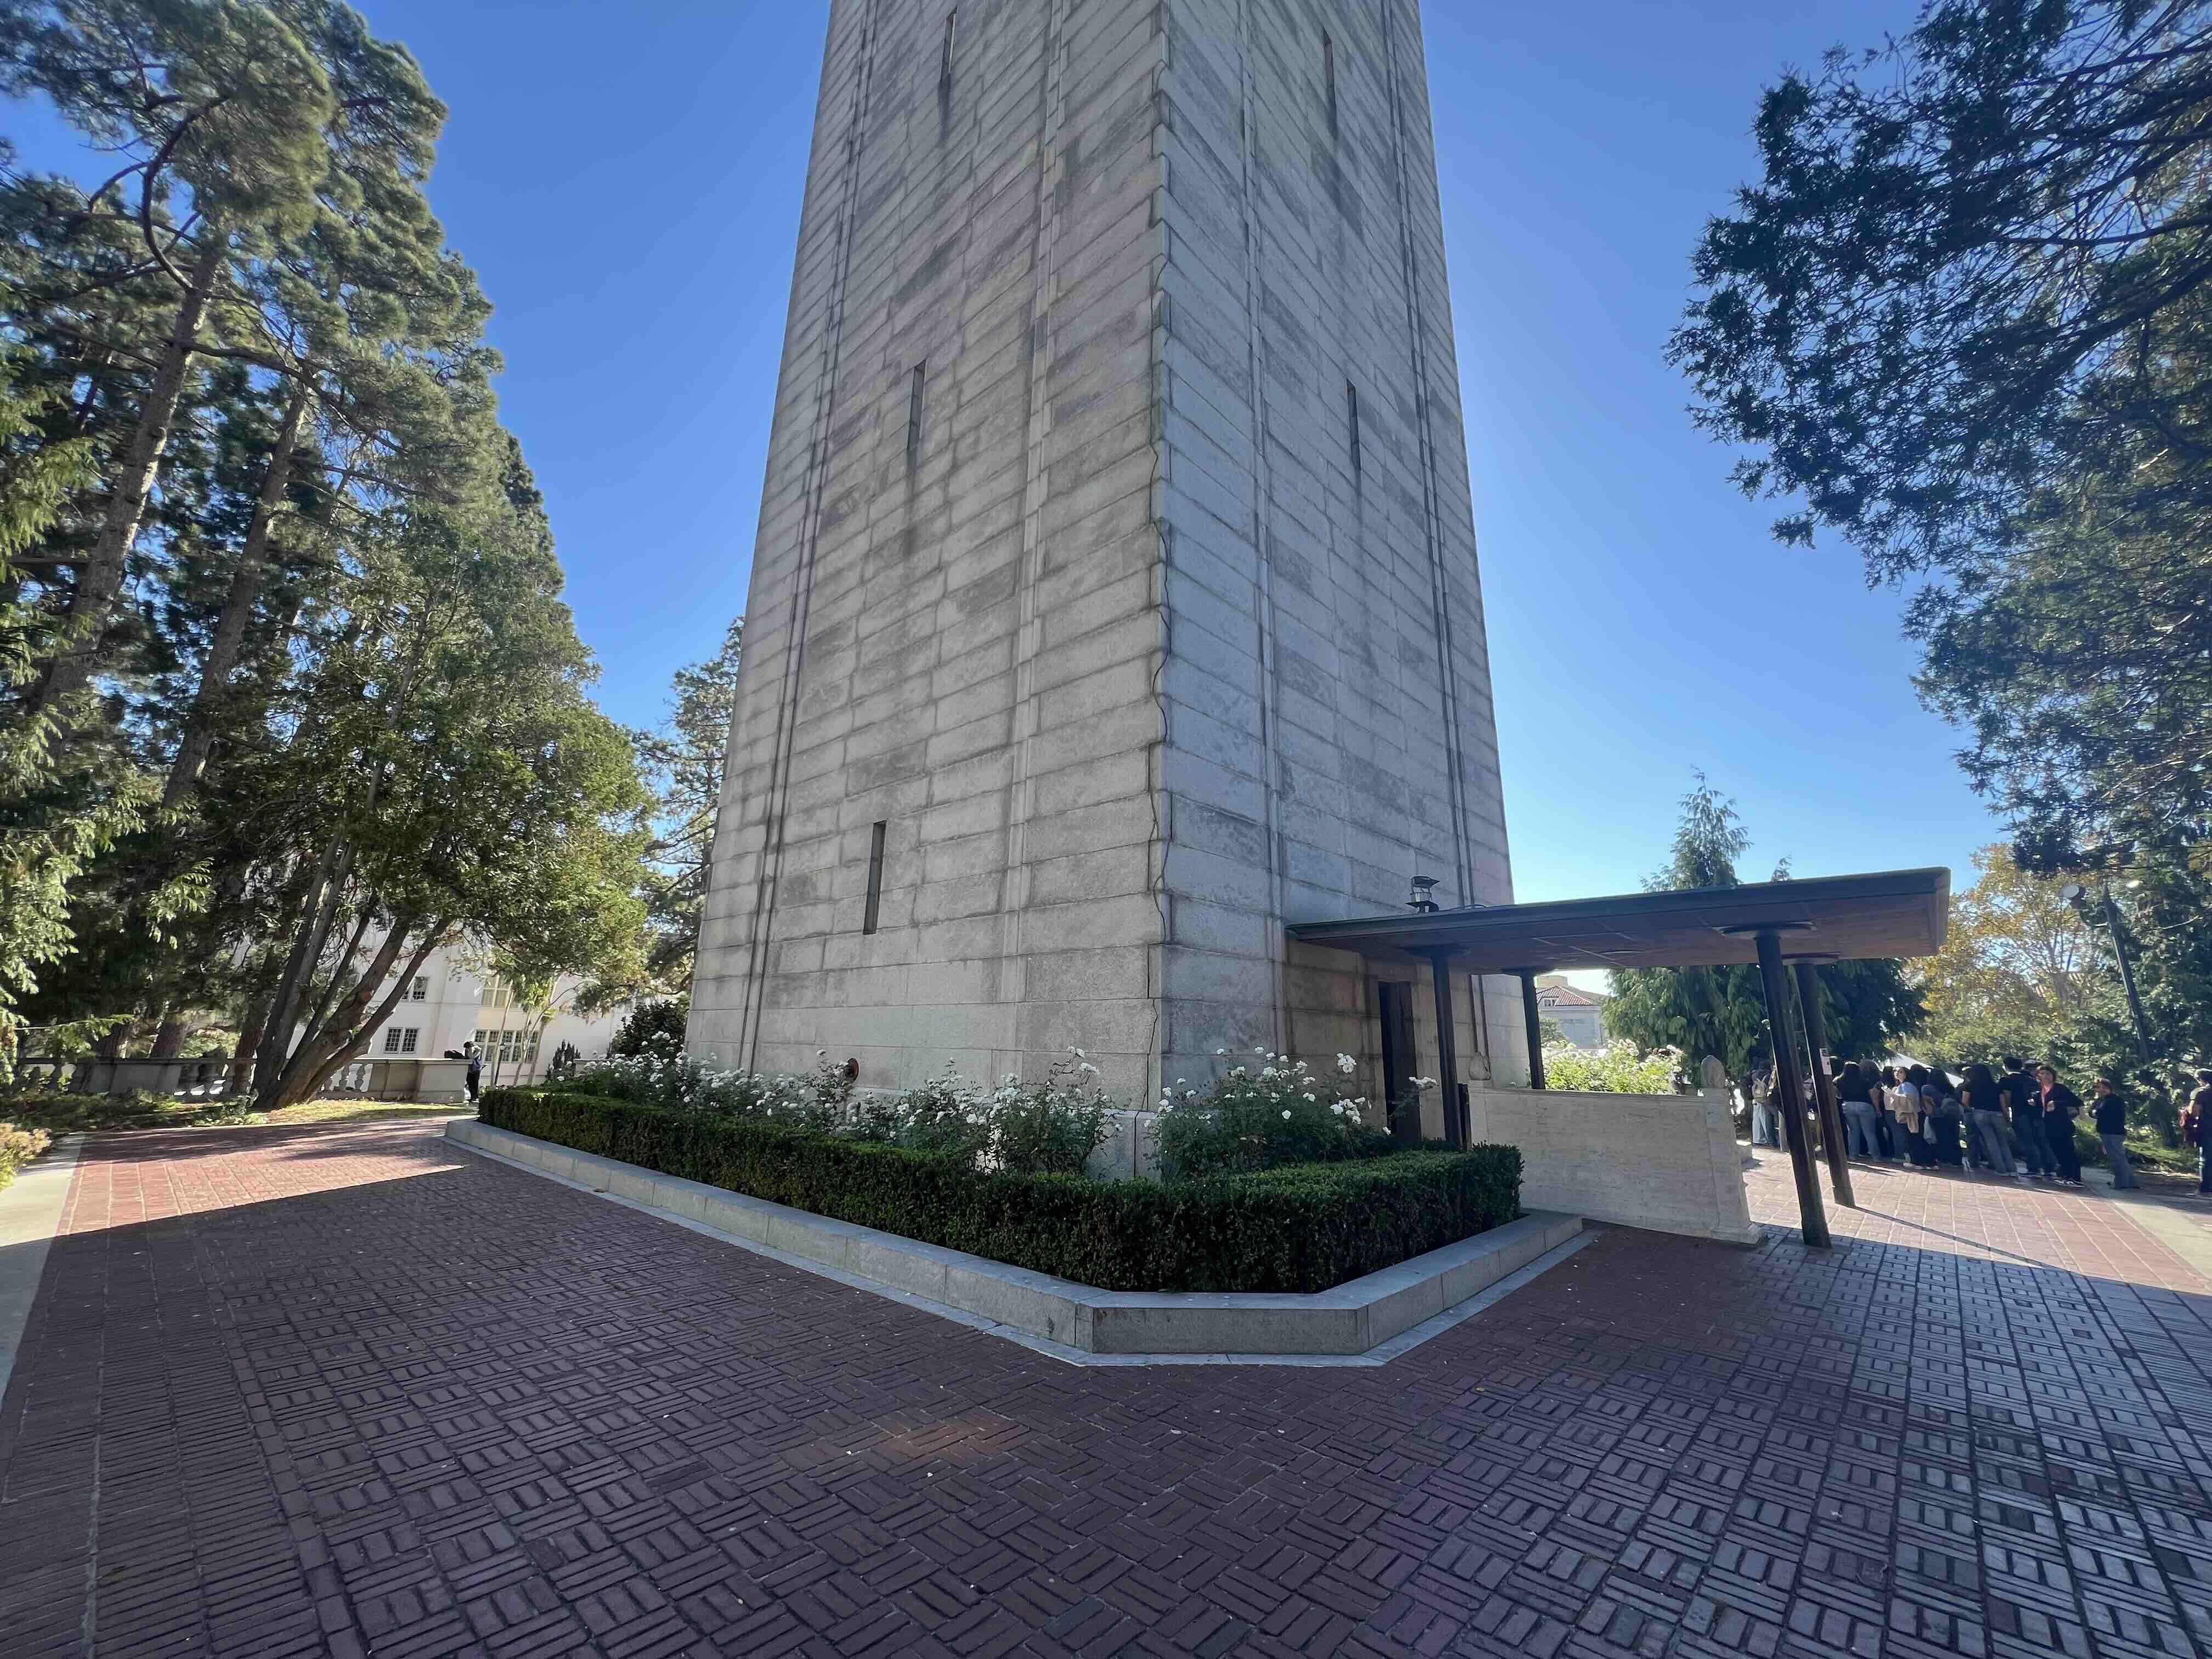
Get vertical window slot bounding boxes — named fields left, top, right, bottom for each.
left=863, top=820, right=887, bottom=934
left=940, top=10, right=957, bottom=87
left=1347, top=381, right=1362, bottom=482
left=1324, top=33, right=1338, bottom=139
left=906, top=363, right=926, bottom=470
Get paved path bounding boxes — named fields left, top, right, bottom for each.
left=3, top=1124, right=2210, bottom=1659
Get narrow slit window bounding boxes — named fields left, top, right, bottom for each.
left=905, top=363, right=926, bottom=469
left=1347, top=381, right=1362, bottom=481
left=863, top=820, right=887, bottom=934
left=940, top=10, right=957, bottom=87
left=1324, top=33, right=1338, bottom=139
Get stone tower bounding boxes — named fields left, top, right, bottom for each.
left=689, top=0, right=1527, bottom=1103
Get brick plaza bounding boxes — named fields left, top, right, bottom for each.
left=3, top=1122, right=2209, bottom=1658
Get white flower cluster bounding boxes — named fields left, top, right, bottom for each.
left=1153, top=1046, right=1390, bottom=1176
left=578, top=1047, right=1115, bottom=1177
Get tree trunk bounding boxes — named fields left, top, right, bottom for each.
left=30, top=236, right=227, bottom=718
left=228, top=994, right=269, bottom=1097
left=266, top=922, right=447, bottom=1110
left=302, top=907, right=375, bottom=1041
left=166, top=377, right=313, bottom=806
left=150, top=1013, right=188, bottom=1060
left=253, top=845, right=349, bottom=1096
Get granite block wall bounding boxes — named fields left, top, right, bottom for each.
left=691, top=0, right=1525, bottom=1104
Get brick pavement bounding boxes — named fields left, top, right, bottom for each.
left=3, top=1122, right=2210, bottom=1659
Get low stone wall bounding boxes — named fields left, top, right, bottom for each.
left=326, top=1058, right=471, bottom=1104
left=1468, top=1085, right=1758, bottom=1245
left=447, top=1118, right=1582, bottom=1358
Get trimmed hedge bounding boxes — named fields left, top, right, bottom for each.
left=481, top=1088, right=1521, bottom=1294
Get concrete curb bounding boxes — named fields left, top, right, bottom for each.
left=446, top=1119, right=1585, bottom=1362
left=0, top=1133, right=83, bottom=1405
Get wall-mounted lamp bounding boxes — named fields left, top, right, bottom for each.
left=1408, top=875, right=1441, bottom=914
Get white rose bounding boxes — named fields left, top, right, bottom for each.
left=1280, top=1110, right=1291, bottom=1120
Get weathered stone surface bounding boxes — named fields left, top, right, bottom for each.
left=691, top=0, right=1523, bottom=1101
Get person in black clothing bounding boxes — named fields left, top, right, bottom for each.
left=1999, top=1056, right=2050, bottom=1179
left=1962, top=1063, right=2014, bottom=1174
left=2090, top=1078, right=2138, bottom=1190
left=1912, top=1064, right=1958, bottom=1167
left=2187, top=1070, right=2212, bottom=1196
left=2035, top=1064, right=2083, bottom=1186
left=463, top=1039, right=483, bottom=1105
left=1835, top=1062, right=1882, bottom=1159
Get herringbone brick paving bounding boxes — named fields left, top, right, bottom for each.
left=3, top=1122, right=2209, bottom=1659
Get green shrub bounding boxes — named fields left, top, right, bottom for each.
left=1155, top=1049, right=1402, bottom=1175
left=0, top=1089, right=223, bottom=1134
left=607, top=998, right=688, bottom=1059
left=571, top=1048, right=1111, bottom=1175
left=481, top=1088, right=1521, bottom=1294
left=1542, top=1041, right=1681, bottom=1094
left=0, top=1121, right=51, bottom=1189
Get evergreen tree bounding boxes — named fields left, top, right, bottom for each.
left=1672, top=0, right=2212, bottom=883
left=1607, top=775, right=1926, bottom=1094
left=625, top=616, right=741, bottom=1000
left=1605, top=776, right=1774, bottom=1093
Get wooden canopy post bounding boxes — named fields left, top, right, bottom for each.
left=1748, top=927, right=1830, bottom=1247
left=1792, top=958, right=1856, bottom=1209
left=1425, top=951, right=1466, bottom=1149
left=1519, top=971, right=1547, bottom=1090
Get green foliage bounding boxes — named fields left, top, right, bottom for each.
left=1610, top=775, right=1925, bottom=1093
left=1542, top=1041, right=1679, bottom=1094
left=1606, top=775, right=1775, bottom=1089
left=1916, top=844, right=2207, bottom=1139
left=1808, top=960, right=1928, bottom=1069
left=0, top=1118, right=49, bottom=1188
left=0, top=2, right=656, bottom=1110
left=0, top=1087, right=235, bottom=1133
left=1673, top=2, right=2212, bottom=961
left=616, top=616, right=741, bottom=1001
left=568, top=1048, right=1112, bottom=1178
left=481, top=1087, right=1523, bottom=1294
left=1154, top=1048, right=1400, bottom=1177
left=607, top=998, right=687, bottom=1059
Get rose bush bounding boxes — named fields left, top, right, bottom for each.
left=1154, top=1048, right=1406, bottom=1176
left=562, top=1047, right=1112, bottom=1176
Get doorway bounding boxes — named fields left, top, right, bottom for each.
left=1378, top=980, right=1419, bottom=1143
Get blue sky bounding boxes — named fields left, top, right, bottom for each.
left=20, top=2, right=2005, bottom=921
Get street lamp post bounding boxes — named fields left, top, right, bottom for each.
left=2063, top=878, right=2152, bottom=1061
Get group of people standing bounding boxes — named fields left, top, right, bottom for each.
left=1752, top=1054, right=2154, bottom=1190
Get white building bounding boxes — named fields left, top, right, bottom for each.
left=1534, top=976, right=1609, bottom=1049
left=355, top=940, right=633, bottom=1090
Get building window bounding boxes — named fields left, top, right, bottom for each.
left=940, top=9, right=957, bottom=88
left=1324, top=33, right=1338, bottom=139
left=864, top=819, right=887, bottom=934
left=400, top=1028, right=419, bottom=1054
left=1347, top=381, right=1362, bottom=482
left=906, top=363, right=927, bottom=470
left=410, top=975, right=428, bottom=1001
left=383, top=1028, right=402, bottom=1054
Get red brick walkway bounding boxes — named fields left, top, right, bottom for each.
left=3, top=1124, right=2210, bottom=1659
